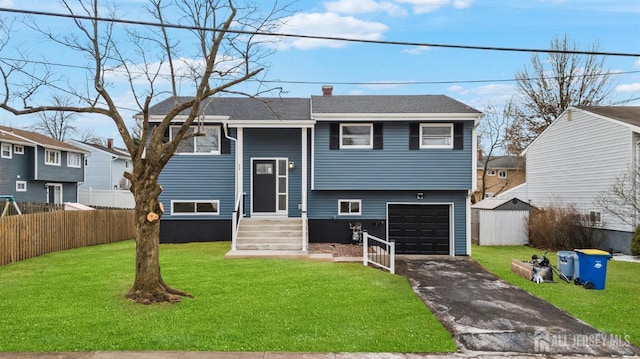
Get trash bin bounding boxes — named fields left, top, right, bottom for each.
left=574, top=249, right=612, bottom=290
left=557, top=251, right=578, bottom=280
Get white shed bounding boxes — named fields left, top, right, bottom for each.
left=471, top=197, right=533, bottom=246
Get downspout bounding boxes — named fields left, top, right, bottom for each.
left=223, top=122, right=240, bottom=251
left=467, top=116, right=482, bottom=256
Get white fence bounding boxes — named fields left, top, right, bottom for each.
left=78, top=189, right=135, bottom=209
left=363, top=231, right=395, bottom=274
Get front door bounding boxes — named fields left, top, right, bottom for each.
left=252, top=158, right=289, bottom=215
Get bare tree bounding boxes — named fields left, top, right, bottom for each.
left=0, top=0, right=289, bottom=304
left=32, top=95, right=78, bottom=141
left=504, top=35, right=617, bottom=154
left=477, top=105, right=511, bottom=201
left=596, top=167, right=639, bottom=228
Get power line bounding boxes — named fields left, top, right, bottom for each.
left=1, top=7, right=639, bottom=57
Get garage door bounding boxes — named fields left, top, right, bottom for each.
left=388, top=204, right=450, bottom=254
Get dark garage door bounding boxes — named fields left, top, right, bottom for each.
left=388, top=204, right=450, bottom=254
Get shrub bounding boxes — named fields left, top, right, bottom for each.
left=631, top=226, right=640, bottom=256
left=528, top=204, right=602, bottom=250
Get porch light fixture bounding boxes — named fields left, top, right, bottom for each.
left=288, top=161, right=295, bottom=170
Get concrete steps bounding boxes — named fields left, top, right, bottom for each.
left=226, top=218, right=307, bottom=258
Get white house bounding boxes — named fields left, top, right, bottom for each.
left=520, top=106, right=640, bottom=253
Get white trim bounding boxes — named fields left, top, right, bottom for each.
left=312, top=113, right=480, bottom=121
left=338, top=199, right=362, bottom=215
left=44, top=149, right=61, bottom=166
left=13, top=145, right=24, bottom=155
left=170, top=200, right=220, bottom=216
left=340, top=123, right=373, bottom=149
left=228, top=120, right=315, bottom=128
left=386, top=202, right=455, bottom=257
left=16, top=180, right=27, bottom=192
left=466, top=192, right=472, bottom=256
left=250, top=157, right=289, bottom=217
left=46, top=183, right=63, bottom=204
left=419, top=123, right=453, bottom=149
left=1, top=142, right=12, bottom=158
left=311, top=127, right=315, bottom=191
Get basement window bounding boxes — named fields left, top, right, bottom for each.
left=338, top=199, right=362, bottom=215
left=171, top=200, right=219, bottom=215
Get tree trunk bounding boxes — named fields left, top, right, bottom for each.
left=124, top=174, right=193, bottom=304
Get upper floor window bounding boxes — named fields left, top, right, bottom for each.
left=171, top=200, right=219, bottom=215
left=1, top=143, right=11, bottom=158
left=498, top=170, right=507, bottom=178
left=67, top=153, right=82, bottom=168
left=13, top=145, right=24, bottom=154
left=487, top=169, right=496, bottom=176
left=45, top=149, right=61, bottom=166
left=170, top=125, right=220, bottom=154
left=340, top=124, right=372, bottom=149
left=420, top=124, right=453, bottom=149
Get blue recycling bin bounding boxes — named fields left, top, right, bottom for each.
left=557, top=251, right=578, bottom=280
left=574, top=249, right=612, bottom=290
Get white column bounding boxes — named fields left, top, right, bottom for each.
left=301, top=127, right=308, bottom=251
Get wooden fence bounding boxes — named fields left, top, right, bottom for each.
left=0, top=210, right=136, bottom=266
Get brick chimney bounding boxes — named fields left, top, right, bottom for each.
left=477, top=149, right=483, bottom=160
left=322, top=85, right=333, bottom=96
left=107, top=138, right=114, bottom=149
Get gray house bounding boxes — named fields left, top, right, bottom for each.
left=71, top=139, right=131, bottom=190
left=142, top=87, right=482, bottom=256
left=0, top=126, right=87, bottom=204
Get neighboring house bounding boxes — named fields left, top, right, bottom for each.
left=521, top=106, right=640, bottom=254
left=142, top=87, right=482, bottom=256
left=70, top=139, right=132, bottom=190
left=0, top=126, right=87, bottom=204
left=473, top=152, right=526, bottom=203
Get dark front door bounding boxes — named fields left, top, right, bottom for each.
left=253, top=160, right=277, bottom=213
left=388, top=204, right=450, bottom=254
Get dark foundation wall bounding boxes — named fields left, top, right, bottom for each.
left=160, top=220, right=231, bottom=243
left=309, top=219, right=386, bottom=244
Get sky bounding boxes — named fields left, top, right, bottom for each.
left=0, top=0, right=639, bottom=147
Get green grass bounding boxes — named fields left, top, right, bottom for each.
left=472, top=245, right=640, bottom=346
left=0, top=241, right=455, bottom=352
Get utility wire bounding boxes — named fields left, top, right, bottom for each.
left=0, top=7, right=639, bottom=57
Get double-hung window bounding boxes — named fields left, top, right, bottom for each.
left=67, top=153, right=82, bottom=168
left=171, top=125, right=220, bottom=154
left=1, top=143, right=11, bottom=158
left=171, top=200, right=220, bottom=215
left=420, top=124, right=453, bottom=149
left=45, top=149, right=61, bottom=166
left=340, top=124, right=372, bottom=149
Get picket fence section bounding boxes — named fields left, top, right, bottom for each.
left=0, top=210, right=135, bottom=266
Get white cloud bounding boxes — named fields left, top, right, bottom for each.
left=272, top=12, right=388, bottom=50
left=324, top=0, right=408, bottom=16
left=394, top=0, right=474, bottom=14
left=616, top=83, right=640, bottom=93
left=403, top=46, right=431, bottom=55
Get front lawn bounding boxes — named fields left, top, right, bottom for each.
left=472, top=245, right=640, bottom=347
left=0, top=241, right=454, bottom=352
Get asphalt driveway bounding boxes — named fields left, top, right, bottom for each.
left=396, top=257, right=640, bottom=356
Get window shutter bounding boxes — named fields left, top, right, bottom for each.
left=409, top=123, right=419, bottom=150
left=453, top=123, right=464, bottom=150
left=221, top=133, right=231, bottom=154
left=373, top=123, right=383, bottom=150
left=329, top=123, right=339, bottom=150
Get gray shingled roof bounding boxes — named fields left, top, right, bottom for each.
left=78, top=141, right=130, bottom=159
left=311, top=95, right=481, bottom=114
left=478, top=156, right=525, bottom=169
left=145, top=96, right=311, bottom=121
left=576, top=106, right=640, bottom=128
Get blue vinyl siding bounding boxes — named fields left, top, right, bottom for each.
left=159, top=142, right=236, bottom=220
left=36, top=147, right=84, bottom=182
left=307, top=189, right=468, bottom=255
left=243, top=128, right=303, bottom=217
left=313, top=121, right=473, bottom=190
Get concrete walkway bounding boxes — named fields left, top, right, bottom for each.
left=396, top=257, right=640, bottom=357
